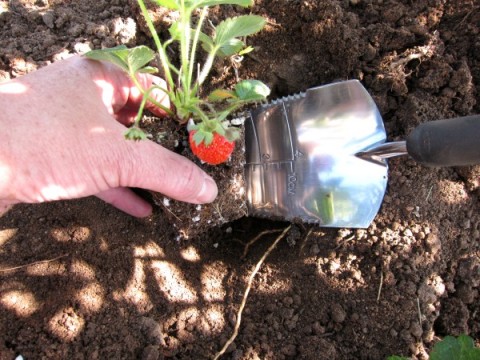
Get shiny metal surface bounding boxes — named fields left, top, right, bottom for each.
left=244, top=80, right=388, bottom=227
left=355, top=141, right=407, bottom=166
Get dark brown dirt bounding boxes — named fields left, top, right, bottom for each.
left=1, top=0, right=479, bottom=359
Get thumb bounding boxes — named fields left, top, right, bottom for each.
left=119, top=139, right=218, bottom=204
left=96, top=187, right=152, bottom=217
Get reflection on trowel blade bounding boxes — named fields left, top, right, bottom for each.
left=244, top=80, right=388, bottom=228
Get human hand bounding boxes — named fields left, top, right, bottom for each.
left=0, top=55, right=218, bottom=217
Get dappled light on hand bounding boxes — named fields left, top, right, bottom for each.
left=0, top=81, right=28, bottom=94
left=36, top=184, right=87, bottom=203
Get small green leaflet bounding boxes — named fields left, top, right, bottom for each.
left=124, top=127, right=147, bottom=141
left=138, top=66, right=159, bottom=74
left=238, top=45, right=254, bottom=56
left=217, top=38, right=245, bottom=58
left=194, top=0, right=252, bottom=7
left=85, top=45, right=130, bottom=72
left=152, top=0, right=179, bottom=10
left=168, top=22, right=184, bottom=41
left=214, top=15, right=266, bottom=49
left=85, top=45, right=155, bottom=75
left=208, top=89, right=236, bottom=102
left=430, top=335, right=480, bottom=360
left=153, top=0, right=252, bottom=10
left=234, top=80, right=270, bottom=101
left=199, top=15, right=264, bottom=56
left=192, top=129, right=214, bottom=146
left=127, top=46, right=156, bottom=73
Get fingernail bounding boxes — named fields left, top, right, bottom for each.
left=196, top=174, right=218, bottom=203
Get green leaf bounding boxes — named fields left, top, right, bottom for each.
left=127, top=46, right=155, bottom=74
left=174, top=92, right=202, bottom=122
left=192, top=129, right=209, bottom=145
left=217, top=38, right=245, bottom=57
left=124, top=127, right=147, bottom=141
left=137, top=66, right=159, bottom=74
left=208, top=89, right=237, bottom=102
left=215, top=15, right=266, bottom=47
left=168, top=22, right=184, bottom=41
left=386, top=356, right=409, bottom=360
left=85, top=45, right=130, bottom=72
left=430, top=335, right=480, bottom=360
left=85, top=45, right=155, bottom=75
left=193, top=0, right=252, bottom=7
left=199, top=31, right=215, bottom=53
left=234, top=80, right=270, bottom=101
left=211, top=121, right=226, bottom=136
left=203, top=131, right=214, bottom=145
left=238, top=45, right=254, bottom=55
left=152, top=0, right=179, bottom=10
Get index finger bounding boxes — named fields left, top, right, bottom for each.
left=119, top=74, right=170, bottom=124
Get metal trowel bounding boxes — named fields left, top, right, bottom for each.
left=243, top=80, right=480, bottom=227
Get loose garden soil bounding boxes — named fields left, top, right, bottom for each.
left=1, top=0, right=479, bottom=359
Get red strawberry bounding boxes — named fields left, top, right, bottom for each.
left=189, top=130, right=235, bottom=165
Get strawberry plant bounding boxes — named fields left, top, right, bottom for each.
left=85, top=0, right=270, bottom=164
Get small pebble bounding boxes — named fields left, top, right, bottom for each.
left=410, top=322, right=423, bottom=338
left=330, top=303, right=346, bottom=323
left=310, top=244, right=320, bottom=255
left=42, top=11, right=55, bottom=28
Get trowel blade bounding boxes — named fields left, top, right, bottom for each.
left=244, top=80, right=388, bottom=227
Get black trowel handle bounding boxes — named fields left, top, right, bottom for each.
left=407, top=115, right=480, bottom=167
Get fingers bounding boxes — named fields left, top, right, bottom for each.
left=83, top=56, right=170, bottom=124
left=145, top=76, right=171, bottom=116
left=119, top=139, right=218, bottom=205
left=96, top=188, right=152, bottom=217
left=123, top=73, right=171, bottom=119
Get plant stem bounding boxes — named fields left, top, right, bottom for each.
left=131, top=74, right=174, bottom=117
left=133, top=85, right=162, bottom=126
left=188, top=6, right=208, bottom=89
left=198, top=48, right=218, bottom=85
left=179, top=0, right=191, bottom=95
left=137, top=0, right=175, bottom=91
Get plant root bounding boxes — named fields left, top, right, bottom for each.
left=241, top=228, right=284, bottom=259
left=0, top=254, right=68, bottom=273
left=213, top=225, right=292, bottom=360
left=377, top=271, right=384, bottom=302
left=298, top=227, right=313, bottom=256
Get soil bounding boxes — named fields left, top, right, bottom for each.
left=1, top=0, right=479, bottom=359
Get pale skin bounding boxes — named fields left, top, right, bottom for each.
left=0, top=55, right=218, bottom=217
